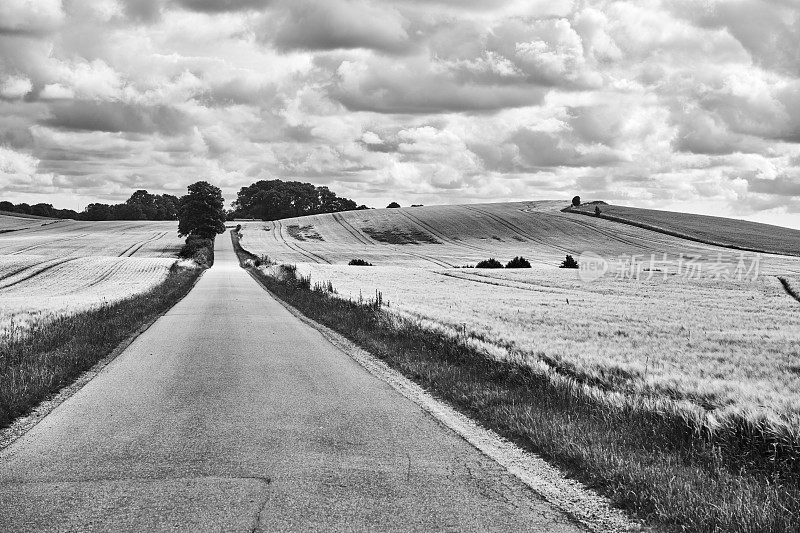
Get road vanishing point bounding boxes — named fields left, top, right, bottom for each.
left=0, top=235, right=584, bottom=532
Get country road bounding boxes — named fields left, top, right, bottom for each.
left=0, top=234, right=584, bottom=532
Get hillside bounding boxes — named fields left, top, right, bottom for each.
left=239, top=201, right=800, bottom=275
left=570, top=203, right=800, bottom=256
left=0, top=212, right=60, bottom=232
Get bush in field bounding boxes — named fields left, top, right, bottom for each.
left=506, top=256, right=531, bottom=268
left=572, top=196, right=581, bottom=207
left=560, top=255, right=579, bottom=269
left=349, top=259, right=373, bottom=266
left=387, top=202, right=401, bottom=208
left=476, top=258, right=503, bottom=268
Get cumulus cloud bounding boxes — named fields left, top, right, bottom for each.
left=42, top=101, right=192, bottom=136
left=174, top=0, right=273, bottom=13
left=0, top=76, right=32, bottom=99
left=268, top=0, right=411, bottom=54
left=0, top=0, right=65, bottom=35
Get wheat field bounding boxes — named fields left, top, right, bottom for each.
left=238, top=201, right=800, bottom=419
left=0, top=217, right=183, bottom=337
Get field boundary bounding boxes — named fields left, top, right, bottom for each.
left=0, top=267, right=207, bottom=452
left=563, top=206, right=800, bottom=257
left=232, top=231, right=641, bottom=533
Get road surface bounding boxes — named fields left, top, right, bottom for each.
left=0, top=234, right=583, bottom=532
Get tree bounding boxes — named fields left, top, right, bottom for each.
left=231, top=179, right=358, bottom=220
left=506, top=256, right=531, bottom=268
left=595, top=205, right=601, bottom=216
left=387, top=202, right=401, bottom=208
left=572, top=196, right=581, bottom=207
left=560, top=255, right=579, bottom=269
left=178, top=181, right=226, bottom=238
left=476, top=258, right=503, bottom=268
left=0, top=201, right=15, bottom=212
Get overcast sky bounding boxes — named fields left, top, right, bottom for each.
left=1, top=0, right=799, bottom=228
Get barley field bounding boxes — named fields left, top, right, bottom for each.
left=238, top=201, right=800, bottom=419
left=0, top=217, right=183, bottom=337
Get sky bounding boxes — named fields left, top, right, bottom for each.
left=1, top=0, right=800, bottom=229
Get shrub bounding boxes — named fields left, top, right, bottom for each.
left=506, top=256, right=531, bottom=268
left=387, top=202, right=401, bottom=208
left=572, top=195, right=581, bottom=207
left=476, top=258, right=503, bottom=268
left=178, top=235, right=214, bottom=267
left=349, top=259, right=373, bottom=266
left=560, top=255, right=579, bottom=269
left=595, top=205, right=601, bottom=215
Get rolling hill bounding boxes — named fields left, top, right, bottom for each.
left=570, top=202, right=800, bottom=257
left=238, top=200, right=800, bottom=275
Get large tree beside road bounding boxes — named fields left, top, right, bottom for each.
left=178, top=181, right=226, bottom=238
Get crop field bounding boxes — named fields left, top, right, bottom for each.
left=238, top=201, right=800, bottom=420
left=0, top=220, right=182, bottom=337
left=572, top=202, right=800, bottom=256
left=0, top=212, right=60, bottom=233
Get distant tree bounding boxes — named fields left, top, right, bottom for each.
left=506, top=256, right=531, bottom=268
left=572, top=196, right=581, bottom=207
left=560, top=255, right=579, bottom=269
left=231, top=179, right=358, bottom=220
left=387, top=202, right=401, bottom=208
left=356, top=205, right=370, bottom=210
left=476, top=258, right=503, bottom=268
left=411, top=204, right=423, bottom=207
left=0, top=201, right=15, bottom=212
left=31, top=203, right=54, bottom=217
left=595, top=205, right=601, bottom=216
left=14, top=203, right=31, bottom=215
left=178, top=181, right=226, bottom=238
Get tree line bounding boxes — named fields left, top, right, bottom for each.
left=1, top=179, right=365, bottom=224
left=229, top=179, right=367, bottom=220
left=0, top=190, right=180, bottom=221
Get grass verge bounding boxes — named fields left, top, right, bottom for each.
left=231, top=230, right=800, bottom=532
left=0, top=250, right=209, bottom=429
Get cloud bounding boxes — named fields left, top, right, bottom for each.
left=0, top=76, right=32, bottom=99
left=269, top=0, right=411, bottom=54
left=42, top=101, right=192, bottom=136
left=332, top=57, right=546, bottom=114
left=0, top=0, right=798, bottom=225
left=0, top=0, right=65, bottom=35
left=174, top=0, right=273, bottom=13
left=747, top=174, right=800, bottom=197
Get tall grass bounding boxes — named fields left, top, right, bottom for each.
left=231, top=230, right=800, bottom=532
left=0, top=263, right=202, bottom=428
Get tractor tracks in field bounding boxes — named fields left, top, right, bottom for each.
left=118, top=231, right=169, bottom=258
left=273, top=221, right=332, bottom=264
left=0, top=258, right=80, bottom=291
left=463, top=206, right=574, bottom=258
left=330, top=212, right=453, bottom=268
left=9, top=233, right=91, bottom=256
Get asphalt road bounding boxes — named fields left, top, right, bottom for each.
left=0, top=234, right=584, bottom=532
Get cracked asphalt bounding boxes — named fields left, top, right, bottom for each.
left=0, top=234, right=585, bottom=532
